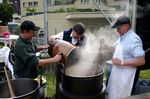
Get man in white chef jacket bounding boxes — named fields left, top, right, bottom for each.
left=106, top=15, right=145, bottom=99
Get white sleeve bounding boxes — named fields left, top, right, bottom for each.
left=51, top=31, right=64, bottom=40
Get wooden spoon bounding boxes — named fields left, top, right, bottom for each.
left=4, top=66, right=16, bottom=98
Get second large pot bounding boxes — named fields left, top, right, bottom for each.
left=0, top=78, right=42, bottom=99
left=61, top=66, right=104, bottom=96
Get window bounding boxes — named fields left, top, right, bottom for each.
left=34, top=1, right=38, bottom=7
left=55, top=0, right=62, bottom=5
left=26, top=13, right=32, bottom=16
left=23, top=2, right=28, bottom=7
left=47, top=0, right=52, bottom=5
left=66, top=0, right=76, bottom=4
left=28, top=2, right=33, bottom=7
left=94, top=0, right=100, bottom=4
left=81, top=0, right=89, bottom=4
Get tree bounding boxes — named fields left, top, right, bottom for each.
left=0, top=2, right=13, bottom=25
left=26, top=7, right=37, bottom=15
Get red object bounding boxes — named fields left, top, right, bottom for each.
left=3, top=31, right=10, bottom=38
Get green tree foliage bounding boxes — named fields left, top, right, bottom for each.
left=66, top=7, right=77, bottom=12
left=3, top=0, right=7, bottom=3
left=26, top=7, right=37, bottom=14
left=0, top=2, right=13, bottom=25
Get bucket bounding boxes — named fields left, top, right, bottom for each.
left=3, top=31, right=10, bottom=38
left=48, top=39, right=77, bottom=65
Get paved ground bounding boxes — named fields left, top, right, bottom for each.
left=121, top=92, right=150, bottom=99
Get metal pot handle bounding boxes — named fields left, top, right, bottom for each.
left=145, top=48, right=150, bottom=53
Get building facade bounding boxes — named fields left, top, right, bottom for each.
left=20, top=0, right=130, bottom=36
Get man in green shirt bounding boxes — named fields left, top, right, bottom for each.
left=14, top=20, right=61, bottom=79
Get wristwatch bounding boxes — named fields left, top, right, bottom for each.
left=121, top=61, right=124, bottom=66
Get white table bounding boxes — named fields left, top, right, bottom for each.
left=0, top=34, right=19, bottom=47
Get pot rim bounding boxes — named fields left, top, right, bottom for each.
left=63, top=66, right=104, bottom=78
left=0, top=78, right=40, bottom=99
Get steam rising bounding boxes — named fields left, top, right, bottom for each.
left=66, top=27, right=118, bottom=77
left=65, top=0, right=133, bottom=77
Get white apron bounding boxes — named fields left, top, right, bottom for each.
left=106, top=42, right=136, bottom=99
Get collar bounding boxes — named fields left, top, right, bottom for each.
left=70, top=31, right=81, bottom=40
left=70, top=32, right=73, bottom=37
left=19, top=36, right=31, bottom=43
left=120, top=29, right=132, bottom=41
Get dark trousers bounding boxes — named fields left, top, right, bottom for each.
left=55, top=64, right=63, bottom=99
left=131, top=69, right=140, bottom=95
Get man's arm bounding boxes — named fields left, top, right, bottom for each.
left=112, top=57, right=145, bottom=67
left=38, top=54, right=62, bottom=66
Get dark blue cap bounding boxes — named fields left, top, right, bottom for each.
left=111, top=15, right=130, bottom=28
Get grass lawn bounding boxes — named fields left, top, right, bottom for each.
left=44, top=69, right=150, bottom=97
left=139, top=69, right=150, bottom=79
left=44, top=73, right=56, bottom=98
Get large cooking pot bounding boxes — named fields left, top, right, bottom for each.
left=0, top=78, right=42, bottom=99
left=58, top=83, right=106, bottom=99
left=61, top=66, right=104, bottom=96
left=65, top=48, right=81, bottom=67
